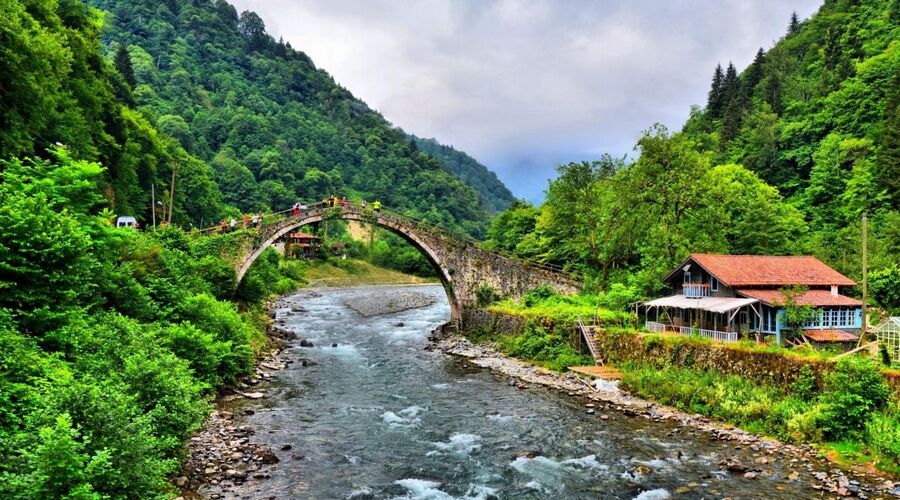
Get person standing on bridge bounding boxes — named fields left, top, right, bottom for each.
left=372, top=200, right=381, bottom=212
left=242, top=213, right=250, bottom=228
left=332, top=195, right=339, bottom=208
left=292, top=202, right=300, bottom=218
left=340, top=196, right=348, bottom=207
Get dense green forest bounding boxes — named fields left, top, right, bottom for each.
left=410, top=135, right=516, bottom=214
left=486, top=0, right=900, bottom=312
left=87, top=0, right=500, bottom=236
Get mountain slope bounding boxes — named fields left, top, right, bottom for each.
left=85, top=0, right=503, bottom=237
left=411, top=135, right=516, bottom=213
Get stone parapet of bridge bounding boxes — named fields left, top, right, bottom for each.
left=235, top=204, right=580, bottom=325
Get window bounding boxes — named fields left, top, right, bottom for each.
left=683, top=272, right=691, bottom=284
left=710, top=277, right=718, bottom=291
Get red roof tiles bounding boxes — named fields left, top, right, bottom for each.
left=803, top=329, right=859, bottom=342
left=682, top=254, right=855, bottom=287
left=289, top=232, right=320, bottom=239
left=737, top=289, right=862, bottom=307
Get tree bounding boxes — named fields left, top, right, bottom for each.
left=788, top=11, right=800, bottom=35
left=742, top=48, right=766, bottom=99
left=237, top=11, right=269, bottom=52
left=877, top=74, right=900, bottom=209
left=777, top=286, right=820, bottom=339
left=707, top=64, right=725, bottom=118
left=114, top=44, right=136, bottom=88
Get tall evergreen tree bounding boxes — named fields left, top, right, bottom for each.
left=743, top=49, right=766, bottom=95
left=878, top=75, right=900, bottom=209
left=114, top=44, right=136, bottom=88
left=788, top=11, right=800, bottom=35
left=720, top=63, right=743, bottom=145
left=722, top=63, right=739, bottom=102
left=707, top=64, right=725, bottom=118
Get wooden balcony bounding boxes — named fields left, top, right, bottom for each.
left=683, top=283, right=710, bottom=298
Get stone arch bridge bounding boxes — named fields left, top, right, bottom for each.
left=234, top=204, right=579, bottom=325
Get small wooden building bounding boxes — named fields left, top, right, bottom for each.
left=285, top=232, right=321, bottom=259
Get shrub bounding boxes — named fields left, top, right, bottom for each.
left=523, top=285, right=556, bottom=307
left=196, top=255, right=236, bottom=299
left=475, top=284, right=501, bottom=307
left=866, top=405, right=900, bottom=464
left=791, top=365, right=818, bottom=401
left=598, top=283, right=639, bottom=312
left=160, top=323, right=237, bottom=387
left=820, top=358, right=890, bottom=439
left=501, top=322, right=592, bottom=371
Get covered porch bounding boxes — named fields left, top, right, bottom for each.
left=642, top=296, right=761, bottom=343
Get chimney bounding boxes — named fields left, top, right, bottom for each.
left=831, top=285, right=838, bottom=297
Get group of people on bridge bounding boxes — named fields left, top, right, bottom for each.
left=291, top=196, right=381, bottom=218
left=212, top=196, right=383, bottom=234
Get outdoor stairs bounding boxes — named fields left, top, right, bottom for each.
left=570, top=319, right=623, bottom=382
left=577, top=319, right=604, bottom=364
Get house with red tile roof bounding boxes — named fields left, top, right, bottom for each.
left=643, top=254, right=862, bottom=345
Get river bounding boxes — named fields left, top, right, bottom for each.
left=212, top=285, right=856, bottom=499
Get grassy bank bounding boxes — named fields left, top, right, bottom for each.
left=301, top=258, right=439, bottom=287
left=466, top=289, right=900, bottom=475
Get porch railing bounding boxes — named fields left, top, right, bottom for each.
left=645, top=321, right=667, bottom=333
left=644, top=321, right=738, bottom=343
left=683, top=283, right=710, bottom=298
left=677, top=326, right=738, bottom=343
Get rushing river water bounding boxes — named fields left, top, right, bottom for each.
left=219, top=285, right=844, bottom=499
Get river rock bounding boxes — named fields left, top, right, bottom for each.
left=300, top=339, right=314, bottom=347
left=243, top=392, right=265, bottom=399
left=721, top=459, right=748, bottom=472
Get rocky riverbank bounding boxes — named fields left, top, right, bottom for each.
left=343, top=289, right=436, bottom=317
left=177, top=308, right=304, bottom=499
left=432, top=331, right=900, bottom=499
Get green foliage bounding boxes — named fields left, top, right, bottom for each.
left=475, top=284, right=501, bottom=308
left=790, top=364, right=818, bottom=401
left=523, top=285, right=556, bottom=307
left=620, top=359, right=898, bottom=469
left=777, top=286, right=821, bottom=335
left=820, top=358, right=890, bottom=439
left=870, top=264, right=900, bottom=313
left=866, top=402, right=900, bottom=465
left=500, top=322, right=593, bottom=372
left=0, top=152, right=305, bottom=497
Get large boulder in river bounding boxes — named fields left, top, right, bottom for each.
left=299, top=339, right=314, bottom=347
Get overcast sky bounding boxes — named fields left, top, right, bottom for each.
left=229, top=0, right=822, bottom=202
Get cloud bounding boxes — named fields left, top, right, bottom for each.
left=228, top=0, right=822, bottom=202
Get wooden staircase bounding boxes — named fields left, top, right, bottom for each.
left=577, top=318, right=604, bottom=365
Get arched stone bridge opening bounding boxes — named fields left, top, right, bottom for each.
left=236, top=204, right=579, bottom=326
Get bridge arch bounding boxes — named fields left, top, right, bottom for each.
left=236, top=209, right=463, bottom=321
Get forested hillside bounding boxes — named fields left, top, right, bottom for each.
left=486, top=0, right=900, bottom=312
left=411, top=135, right=516, bottom=213
left=82, top=0, right=502, bottom=236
